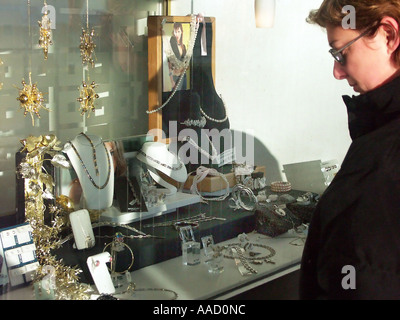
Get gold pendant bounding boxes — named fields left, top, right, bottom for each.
left=38, top=11, right=53, bottom=60
left=15, top=73, right=49, bottom=126
left=77, top=80, right=99, bottom=118
left=79, top=28, right=96, bottom=67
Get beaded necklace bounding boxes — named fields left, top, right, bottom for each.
left=147, top=14, right=200, bottom=115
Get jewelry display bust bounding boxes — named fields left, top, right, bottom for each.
left=136, top=142, right=187, bottom=196
left=65, top=133, right=114, bottom=210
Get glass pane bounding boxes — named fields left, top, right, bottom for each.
left=0, top=0, right=162, bottom=218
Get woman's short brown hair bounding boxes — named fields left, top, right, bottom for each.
left=307, top=0, right=400, bottom=65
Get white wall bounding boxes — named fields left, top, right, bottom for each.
left=170, top=0, right=354, bottom=181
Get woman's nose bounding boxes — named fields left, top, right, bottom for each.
left=333, top=60, right=347, bottom=80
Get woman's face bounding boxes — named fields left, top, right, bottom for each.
left=327, top=24, right=398, bottom=94
left=173, top=27, right=182, bottom=41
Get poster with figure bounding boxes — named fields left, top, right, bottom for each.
left=162, top=21, right=192, bottom=92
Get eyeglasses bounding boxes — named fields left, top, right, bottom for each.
left=329, top=28, right=372, bottom=65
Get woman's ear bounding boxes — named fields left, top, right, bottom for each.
left=380, top=16, right=400, bottom=54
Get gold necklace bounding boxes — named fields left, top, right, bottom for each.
left=79, top=132, right=99, bottom=176
left=69, top=140, right=111, bottom=190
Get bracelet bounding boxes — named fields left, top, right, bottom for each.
left=230, top=246, right=258, bottom=275
left=103, top=233, right=135, bottom=274
left=223, top=242, right=276, bottom=262
left=229, top=184, right=258, bottom=211
left=173, top=221, right=199, bottom=231
left=270, top=181, right=292, bottom=193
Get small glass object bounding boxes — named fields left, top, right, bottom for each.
left=201, top=235, right=224, bottom=274
left=179, top=226, right=200, bottom=266
left=205, top=251, right=224, bottom=274
left=182, top=241, right=201, bottom=266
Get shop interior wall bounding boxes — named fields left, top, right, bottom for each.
left=170, top=0, right=354, bottom=182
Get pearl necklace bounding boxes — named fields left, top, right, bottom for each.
left=199, top=95, right=229, bottom=123
left=147, top=14, right=200, bottom=115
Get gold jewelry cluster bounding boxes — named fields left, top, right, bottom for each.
left=80, top=28, right=96, bottom=67
left=38, top=11, right=53, bottom=60
left=17, top=135, right=91, bottom=300
left=15, top=72, right=49, bottom=126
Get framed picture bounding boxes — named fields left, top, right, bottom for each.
left=147, top=15, right=216, bottom=140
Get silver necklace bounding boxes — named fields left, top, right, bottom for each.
left=138, top=150, right=183, bottom=171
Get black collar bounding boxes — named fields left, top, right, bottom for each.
left=342, top=76, right=400, bottom=140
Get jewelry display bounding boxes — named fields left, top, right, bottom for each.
left=222, top=242, right=276, bottom=265
left=229, top=184, right=258, bottom=211
left=234, top=163, right=266, bottom=191
left=38, top=1, right=53, bottom=60
left=103, top=233, right=135, bottom=275
left=67, top=139, right=111, bottom=190
left=69, top=209, right=95, bottom=250
left=179, top=225, right=200, bottom=266
left=137, top=142, right=187, bottom=197
left=242, top=171, right=267, bottom=191
left=230, top=246, right=258, bottom=276
left=87, top=252, right=115, bottom=295
left=180, top=116, right=207, bottom=128
left=190, top=166, right=230, bottom=202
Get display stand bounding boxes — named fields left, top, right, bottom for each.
left=65, top=133, right=114, bottom=210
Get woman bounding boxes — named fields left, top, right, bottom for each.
left=301, top=0, right=400, bottom=299
left=169, top=22, right=187, bottom=90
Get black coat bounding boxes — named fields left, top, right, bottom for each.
left=299, top=76, right=400, bottom=299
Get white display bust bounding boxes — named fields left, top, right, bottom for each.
left=66, top=133, right=114, bottom=210
left=136, top=142, right=187, bottom=196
